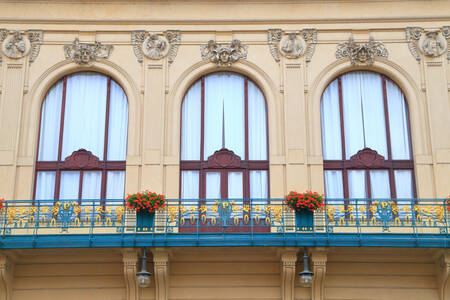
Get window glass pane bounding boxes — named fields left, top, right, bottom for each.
left=324, top=170, right=343, bottom=198
left=181, top=80, right=201, bottom=160
left=35, top=171, right=56, bottom=201
left=369, top=170, right=390, bottom=198
left=394, top=170, right=413, bottom=198
left=204, top=73, right=245, bottom=159
left=181, top=171, right=199, bottom=199
left=206, top=172, right=221, bottom=199
left=321, top=79, right=342, bottom=160
left=82, top=171, right=102, bottom=200
left=61, top=73, right=107, bottom=160
left=107, top=80, right=128, bottom=160
left=38, top=81, right=63, bottom=161
left=386, top=79, right=411, bottom=159
left=248, top=80, right=267, bottom=160
left=228, top=172, right=243, bottom=199
left=348, top=170, right=366, bottom=198
left=250, top=170, right=268, bottom=199
left=106, top=171, right=125, bottom=200
left=60, top=171, right=80, bottom=200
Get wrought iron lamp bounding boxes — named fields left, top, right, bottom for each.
left=298, top=248, right=314, bottom=287
left=136, top=248, right=152, bottom=288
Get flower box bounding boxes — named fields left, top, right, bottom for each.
left=295, top=210, right=314, bottom=231
left=125, top=190, right=165, bottom=232
left=284, top=191, right=324, bottom=232
left=136, top=210, right=155, bottom=232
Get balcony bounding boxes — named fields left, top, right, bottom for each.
left=0, top=199, right=448, bottom=248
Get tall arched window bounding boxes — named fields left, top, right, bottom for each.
left=321, top=71, right=415, bottom=199
left=180, top=72, right=269, bottom=200
left=34, top=72, right=128, bottom=201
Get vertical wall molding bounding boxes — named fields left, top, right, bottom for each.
left=122, top=248, right=140, bottom=300
left=0, top=252, right=14, bottom=300
left=152, top=248, right=169, bottom=300
left=310, top=247, right=328, bottom=300
left=280, top=248, right=298, bottom=300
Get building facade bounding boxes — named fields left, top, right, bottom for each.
left=0, top=0, right=449, bottom=299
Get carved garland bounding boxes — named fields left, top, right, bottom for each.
left=336, top=36, right=388, bottom=65
left=131, top=30, right=180, bottom=63
left=0, top=29, right=43, bottom=62
left=64, top=38, right=113, bottom=65
left=200, top=39, right=248, bottom=66
left=268, top=28, right=317, bottom=62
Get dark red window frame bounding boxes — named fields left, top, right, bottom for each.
left=34, top=73, right=126, bottom=201
left=323, top=72, right=416, bottom=198
left=180, top=73, right=270, bottom=199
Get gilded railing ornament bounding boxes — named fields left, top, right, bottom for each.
left=336, top=36, right=388, bottom=65
left=268, top=28, right=317, bottom=62
left=64, top=38, right=113, bottom=65
left=405, top=27, right=449, bottom=60
left=200, top=39, right=248, bottom=66
left=0, top=29, right=43, bottom=62
left=131, top=30, right=180, bottom=63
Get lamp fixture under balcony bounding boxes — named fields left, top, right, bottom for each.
left=298, top=248, right=314, bottom=287
left=136, top=248, right=152, bottom=288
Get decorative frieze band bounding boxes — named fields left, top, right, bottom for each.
left=406, top=26, right=450, bottom=61
left=131, top=30, right=180, bottom=63
left=268, top=28, right=317, bottom=62
left=0, top=29, right=43, bottom=62
left=336, top=36, right=388, bottom=65
left=200, top=39, right=248, bottom=66
left=64, top=38, right=113, bottom=65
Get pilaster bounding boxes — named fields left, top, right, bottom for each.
left=310, top=247, right=328, bottom=300
left=280, top=248, right=298, bottom=300
left=152, top=248, right=169, bottom=300
left=122, top=248, right=140, bottom=300
left=0, top=252, right=15, bottom=300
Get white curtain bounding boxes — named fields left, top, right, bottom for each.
left=348, top=170, right=366, bottom=198
left=248, top=80, right=267, bottom=160
left=35, top=172, right=56, bottom=202
left=394, top=170, right=413, bottom=198
left=181, top=80, right=201, bottom=160
left=61, top=73, right=107, bottom=160
left=386, top=79, right=411, bottom=159
left=324, top=170, right=344, bottom=198
left=181, top=171, right=199, bottom=199
left=250, top=170, right=268, bottom=199
left=38, top=81, right=63, bottom=161
left=82, top=171, right=102, bottom=202
left=204, top=73, right=245, bottom=159
left=59, top=171, right=80, bottom=200
left=107, top=81, right=128, bottom=161
left=320, top=79, right=342, bottom=160
left=106, top=171, right=125, bottom=199
left=206, top=172, right=221, bottom=199
left=369, top=170, right=390, bottom=199
left=228, top=172, right=243, bottom=199
left=342, top=72, right=387, bottom=158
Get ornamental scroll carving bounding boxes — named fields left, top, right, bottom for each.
left=0, top=29, right=43, bottom=62
left=131, top=30, right=180, bottom=63
left=200, top=39, right=248, bottom=66
left=64, top=38, right=113, bottom=65
left=406, top=27, right=449, bottom=60
left=336, top=36, right=388, bottom=65
left=268, top=28, right=317, bottom=62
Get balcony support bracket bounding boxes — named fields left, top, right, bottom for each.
left=152, top=248, right=170, bottom=300
left=0, top=251, right=15, bottom=300
left=122, top=248, right=140, bottom=300
left=436, top=250, right=450, bottom=300
left=280, top=248, right=298, bottom=300
left=310, top=247, right=328, bottom=300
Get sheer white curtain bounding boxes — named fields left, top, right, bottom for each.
left=38, top=81, right=63, bottom=161
left=35, top=172, right=56, bottom=202
left=106, top=171, right=125, bottom=199
left=181, top=80, right=201, bottom=160
left=107, top=81, right=128, bottom=161
left=206, top=172, right=221, bottom=199
left=321, top=79, right=342, bottom=160
left=250, top=171, right=268, bottom=199
left=348, top=170, right=366, bottom=198
left=369, top=170, right=390, bottom=198
left=204, top=73, right=245, bottom=159
left=228, top=172, right=243, bottom=199
left=61, top=73, right=107, bottom=160
left=342, top=72, right=387, bottom=158
left=59, top=171, right=80, bottom=200
left=394, top=170, right=413, bottom=198
left=386, top=80, right=411, bottom=159
left=248, top=81, right=267, bottom=160
left=324, top=170, right=343, bottom=198
left=181, top=171, right=199, bottom=199
left=82, top=171, right=101, bottom=200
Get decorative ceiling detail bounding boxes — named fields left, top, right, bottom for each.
left=405, top=27, right=449, bottom=60
left=131, top=30, right=180, bottom=63
left=64, top=38, right=113, bottom=65
left=268, top=28, right=317, bottom=62
left=0, top=29, right=43, bottom=62
left=200, top=39, right=248, bottom=66
left=336, top=36, right=388, bottom=65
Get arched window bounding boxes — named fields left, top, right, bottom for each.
left=34, top=72, right=128, bottom=201
left=180, top=72, right=269, bottom=200
left=321, top=71, right=415, bottom=199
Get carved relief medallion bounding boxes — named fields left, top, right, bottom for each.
left=200, top=39, right=248, bottom=66
left=336, top=36, right=388, bottom=65
left=421, top=30, right=446, bottom=57
left=0, top=29, right=43, bottom=62
left=268, top=28, right=317, bottom=62
left=131, top=30, right=180, bottom=63
left=405, top=27, right=449, bottom=60
left=64, top=38, right=113, bottom=65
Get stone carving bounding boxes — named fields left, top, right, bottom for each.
left=405, top=27, right=423, bottom=61
left=442, top=26, right=450, bottom=60
left=207, top=148, right=241, bottom=168
left=0, top=29, right=43, bottom=62
left=200, top=39, right=248, bottom=66
left=131, top=30, right=180, bottom=63
left=63, top=149, right=100, bottom=169
left=336, top=36, right=388, bottom=65
left=268, top=28, right=317, bottom=62
left=64, top=38, right=113, bottom=65
left=349, top=148, right=385, bottom=168
left=422, top=30, right=446, bottom=57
